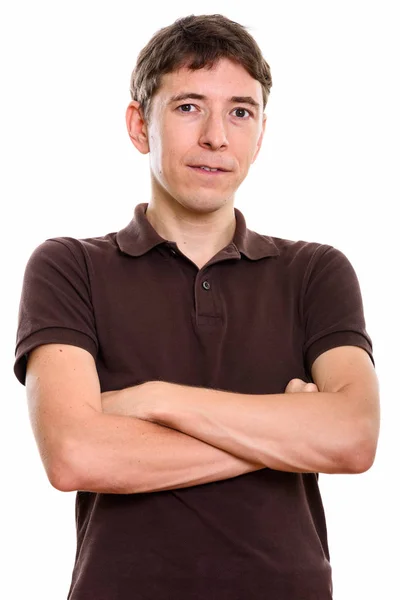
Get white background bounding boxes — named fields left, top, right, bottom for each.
left=1, top=1, right=398, bottom=598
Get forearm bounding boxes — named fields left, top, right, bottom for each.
left=150, top=384, right=377, bottom=474
left=68, top=411, right=262, bottom=494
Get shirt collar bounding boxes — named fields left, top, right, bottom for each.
left=116, top=203, right=280, bottom=260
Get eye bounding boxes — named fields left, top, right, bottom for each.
left=233, top=107, right=251, bottom=119
left=177, top=104, right=196, bottom=113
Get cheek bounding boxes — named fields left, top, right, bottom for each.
left=158, top=132, right=188, bottom=179
left=148, top=127, right=162, bottom=173
left=243, top=137, right=261, bottom=170
left=149, top=135, right=184, bottom=188
left=233, top=144, right=255, bottom=176
left=149, top=133, right=173, bottom=179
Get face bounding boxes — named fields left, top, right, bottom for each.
left=127, top=58, right=266, bottom=214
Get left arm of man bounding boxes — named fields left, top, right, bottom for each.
left=142, top=345, right=380, bottom=475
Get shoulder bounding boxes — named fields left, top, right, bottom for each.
left=25, top=231, right=120, bottom=272
left=39, top=231, right=119, bottom=257
left=270, top=234, right=323, bottom=254
left=265, top=233, right=355, bottom=275
left=260, top=232, right=340, bottom=272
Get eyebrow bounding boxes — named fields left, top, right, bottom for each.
left=168, top=93, right=260, bottom=111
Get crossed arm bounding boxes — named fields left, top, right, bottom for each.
left=26, top=343, right=379, bottom=494
left=102, top=345, right=379, bottom=475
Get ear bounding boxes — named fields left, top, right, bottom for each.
left=251, top=114, right=267, bottom=164
left=126, top=101, right=150, bottom=154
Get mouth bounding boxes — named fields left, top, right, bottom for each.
left=189, top=165, right=230, bottom=174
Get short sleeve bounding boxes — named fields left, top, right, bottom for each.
left=302, top=244, right=374, bottom=380
left=14, top=238, right=98, bottom=385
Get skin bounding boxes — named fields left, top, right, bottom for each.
left=126, top=57, right=266, bottom=267
left=102, top=378, right=319, bottom=417
left=101, top=347, right=379, bottom=475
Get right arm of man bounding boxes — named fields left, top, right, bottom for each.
left=26, top=343, right=263, bottom=495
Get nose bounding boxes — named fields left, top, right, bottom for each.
left=198, top=113, right=229, bottom=151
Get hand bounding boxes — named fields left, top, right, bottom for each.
left=101, top=381, right=160, bottom=420
left=285, top=378, right=319, bottom=393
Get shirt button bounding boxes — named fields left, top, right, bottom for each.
left=202, top=281, right=211, bottom=290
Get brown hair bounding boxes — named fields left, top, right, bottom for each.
left=130, top=14, right=272, bottom=120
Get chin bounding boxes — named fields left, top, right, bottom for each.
left=175, top=185, right=235, bottom=208
left=178, top=195, right=232, bottom=213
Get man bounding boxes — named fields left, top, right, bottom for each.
left=14, top=14, right=379, bottom=600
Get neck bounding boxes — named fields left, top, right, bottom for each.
left=145, top=194, right=237, bottom=263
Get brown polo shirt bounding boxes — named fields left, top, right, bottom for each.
left=14, top=202, right=374, bottom=599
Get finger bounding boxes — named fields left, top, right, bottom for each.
left=304, top=383, right=319, bottom=392
left=285, top=378, right=306, bottom=393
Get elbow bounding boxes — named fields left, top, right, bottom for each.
left=340, top=430, right=378, bottom=474
left=343, top=446, right=376, bottom=474
left=47, top=437, right=132, bottom=494
left=48, top=466, right=78, bottom=492
left=46, top=439, right=82, bottom=492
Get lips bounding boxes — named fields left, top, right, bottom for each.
left=189, top=165, right=229, bottom=172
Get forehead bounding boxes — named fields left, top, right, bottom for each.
left=155, top=58, right=263, bottom=103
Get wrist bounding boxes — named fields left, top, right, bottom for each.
left=143, top=381, right=171, bottom=423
